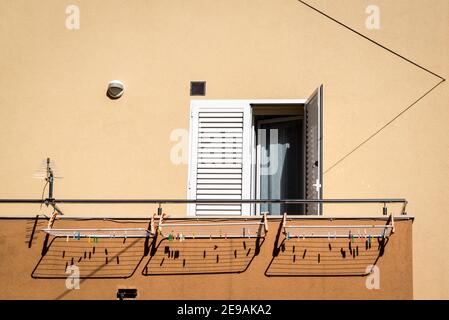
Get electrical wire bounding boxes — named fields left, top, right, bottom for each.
left=39, top=180, right=49, bottom=210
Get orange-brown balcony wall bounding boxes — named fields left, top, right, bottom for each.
left=0, top=217, right=412, bottom=299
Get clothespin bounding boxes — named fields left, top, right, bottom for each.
left=77, top=231, right=81, bottom=240
left=334, top=231, right=337, bottom=239
left=364, top=229, right=367, bottom=238
left=88, top=236, right=91, bottom=243
left=125, top=231, right=127, bottom=240
left=192, top=233, right=195, bottom=239
left=168, top=233, right=173, bottom=241
left=179, top=233, right=184, bottom=242
left=225, top=233, right=227, bottom=240
left=72, top=231, right=76, bottom=240
left=348, top=230, right=351, bottom=239
left=209, top=234, right=212, bottom=240
left=328, top=232, right=330, bottom=242
left=66, top=235, right=69, bottom=242
left=157, top=226, right=161, bottom=235
left=219, top=230, right=222, bottom=238
left=351, top=234, right=354, bottom=243
left=287, top=232, right=290, bottom=240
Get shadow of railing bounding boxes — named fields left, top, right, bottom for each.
left=25, top=215, right=45, bottom=248
left=32, top=236, right=148, bottom=279
left=265, top=236, right=389, bottom=277
left=142, top=236, right=265, bottom=276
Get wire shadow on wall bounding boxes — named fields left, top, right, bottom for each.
left=265, top=216, right=391, bottom=277
left=265, top=237, right=389, bottom=277
left=32, top=235, right=151, bottom=279
left=142, top=236, right=265, bottom=276
left=143, top=216, right=268, bottom=275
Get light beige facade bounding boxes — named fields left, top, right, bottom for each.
left=0, top=0, right=448, bottom=299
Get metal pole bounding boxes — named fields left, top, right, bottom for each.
left=46, top=198, right=408, bottom=204
left=47, top=157, right=54, bottom=200
left=0, top=198, right=407, bottom=204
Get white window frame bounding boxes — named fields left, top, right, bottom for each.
left=187, top=99, right=306, bottom=217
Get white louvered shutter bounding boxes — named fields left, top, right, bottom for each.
left=304, top=85, right=323, bottom=215
left=188, top=102, right=251, bottom=216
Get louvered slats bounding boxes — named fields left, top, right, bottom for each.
left=195, top=111, right=244, bottom=215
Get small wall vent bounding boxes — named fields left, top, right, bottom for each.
left=190, top=81, right=206, bottom=96
left=117, top=288, right=138, bottom=300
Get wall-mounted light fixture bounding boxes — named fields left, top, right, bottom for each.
left=107, top=80, right=125, bottom=99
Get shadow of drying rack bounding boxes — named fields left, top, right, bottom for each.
left=143, top=237, right=265, bottom=276
left=265, top=213, right=393, bottom=277
left=31, top=236, right=149, bottom=279
left=142, top=217, right=268, bottom=275
left=32, top=215, right=269, bottom=278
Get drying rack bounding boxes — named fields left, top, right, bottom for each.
left=281, top=213, right=395, bottom=239
left=157, top=213, right=269, bottom=239
left=42, top=209, right=157, bottom=239
left=41, top=227, right=152, bottom=238
left=0, top=158, right=408, bottom=242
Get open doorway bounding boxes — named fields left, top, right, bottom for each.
left=253, top=111, right=304, bottom=215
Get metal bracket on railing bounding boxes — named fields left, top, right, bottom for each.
left=401, top=201, right=408, bottom=216
left=150, top=214, right=156, bottom=235
left=262, top=212, right=269, bottom=233
left=48, top=201, right=64, bottom=216
left=383, top=203, right=388, bottom=216
left=282, top=212, right=287, bottom=234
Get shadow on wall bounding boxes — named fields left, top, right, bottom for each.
left=265, top=233, right=389, bottom=277
left=31, top=233, right=265, bottom=278
left=25, top=215, right=45, bottom=248
left=32, top=236, right=148, bottom=279
left=142, top=236, right=265, bottom=276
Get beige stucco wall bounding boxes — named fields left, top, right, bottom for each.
left=0, top=0, right=447, bottom=299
